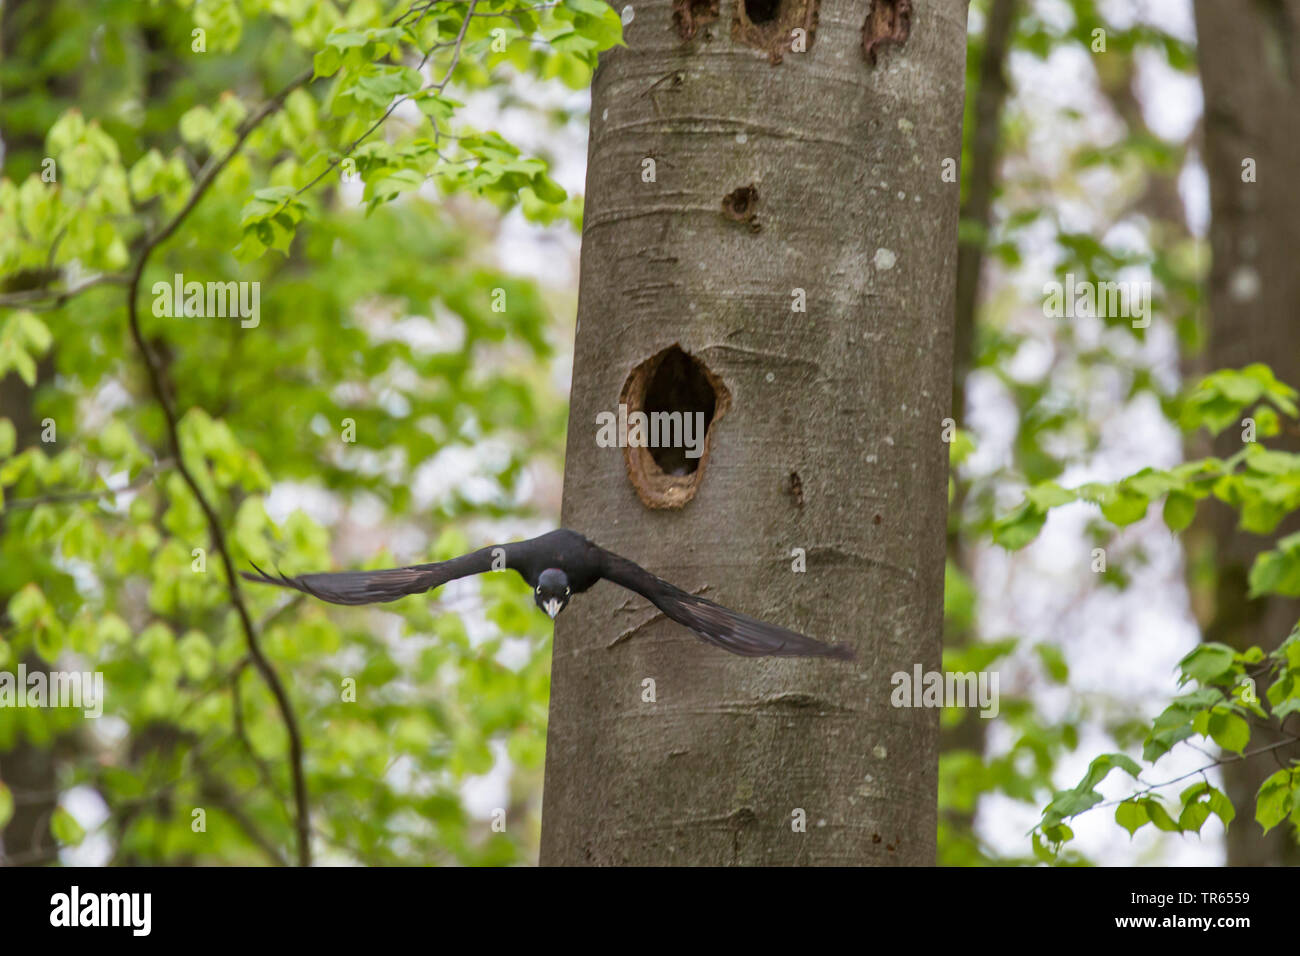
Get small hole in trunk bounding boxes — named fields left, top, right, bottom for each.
left=744, top=0, right=782, bottom=24
left=733, top=0, right=818, bottom=64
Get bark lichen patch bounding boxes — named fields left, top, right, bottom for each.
left=721, top=184, right=761, bottom=231
left=862, top=0, right=911, bottom=65
left=619, top=344, right=731, bottom=510
left=672, top=0, right=719, bottom=41
left=732, top=0, right=818, bottom=65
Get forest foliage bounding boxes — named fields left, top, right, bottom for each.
left=1, top=0, right=620, bottom=866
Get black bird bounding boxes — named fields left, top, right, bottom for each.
left=241, top=528, right=854, bottom=660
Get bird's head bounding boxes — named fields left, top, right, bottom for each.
left=534, top=568, right=571, bottom=619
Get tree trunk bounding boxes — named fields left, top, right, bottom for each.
left=942, top=0, right=1017, bottom=861
left=540, top=0, right=968, bottom=866
left=952, top=0, right=1016, bottom=425
left=1193, top=0, right=1300, bottom=866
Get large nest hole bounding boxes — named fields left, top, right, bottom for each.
left=619, top=345, right=731, bottom=509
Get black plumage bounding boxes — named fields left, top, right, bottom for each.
left=241, top=529, right=854, bottom=660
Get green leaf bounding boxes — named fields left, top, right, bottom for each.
left=1178, top=799, right=1211, bottom=834
left=1140, top=797, right=1181, bottom=832
left=18, top=312, right=52, bottom=353
left=1252, top=404, right=1282, bottom=437
left=1026, top=481, right=1076, bottom=510
left=1207, top=786, right=1235, bottom=827
left=1035, top=643, right=1069, bottom=683
left=1077, top=753, right=1142, bottom=793
left=993, top=500, right=1047, bottom=550
left=1162, top=491, right=1196, bottom=533
left=948, top=427, right=976, bottom=466
left=1099, top=486, right=1150, bottom=526
left=313, top=46, right=342, bottom=78
left=1249, top=546, right=1300, bottom=598
left=1272, top=697, right=1300, bottom=721
left=128, top=148, right=166, bottom=198
left=50, top=806, right=85, bottom=846
left=178, top=631, right=213, bottom=681
left=8, top=583, right=49, bottom=628
left=1256, top=770, right=1294, bottom=833
left=96, top=614, right=131, bottom=646
left=1031, top=831, right=1056, bottom=863
left=1180, top=782, right=1236, bottom=830
left=347, top=66, right=422, bottom=108
left=530, top=172, right=567, bottom=204
left=414, top=92, right=462, bottom=122
left=11, top=349, right=36, bottom=387
left=1115, top=799, right=1148, bottom=836
left=1045, top=787, right=1103, bottom=820
left=178, top=105, right=216, bottom=146
left=1208, top=710, right=1249, bottom=755
left=1144, top=692, right=1213, bottom=762
left=1178, top=643, right=1237, bottom=685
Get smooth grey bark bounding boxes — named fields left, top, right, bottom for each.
left=1193, top=0, right=1300, bottom=867
left=540, top=0, right=968, bottom=865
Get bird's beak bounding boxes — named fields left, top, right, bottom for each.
left=544, top=598, right=562, bottom=619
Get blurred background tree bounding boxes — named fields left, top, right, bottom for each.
left=943, top=0, right=1300, bottom=865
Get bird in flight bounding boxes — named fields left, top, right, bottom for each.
left=241, top=529, right=854, bottom=660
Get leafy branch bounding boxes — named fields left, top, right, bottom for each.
left=284, top=0, right=480, bottom=203
left=981, top=365, right=1300, bottom=860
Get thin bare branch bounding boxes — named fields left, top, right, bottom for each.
left=121, top=68, right=315, bottom=866
left=1092, top=736, right=1300, bottom=813
left=0, top=272, right=131, bottom=310
left=4, top=462, right=170, bottom=511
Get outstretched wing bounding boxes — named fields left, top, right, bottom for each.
left=241, top=544, right=508, bottom=606
left=596, top=547, right=855, bottom=660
